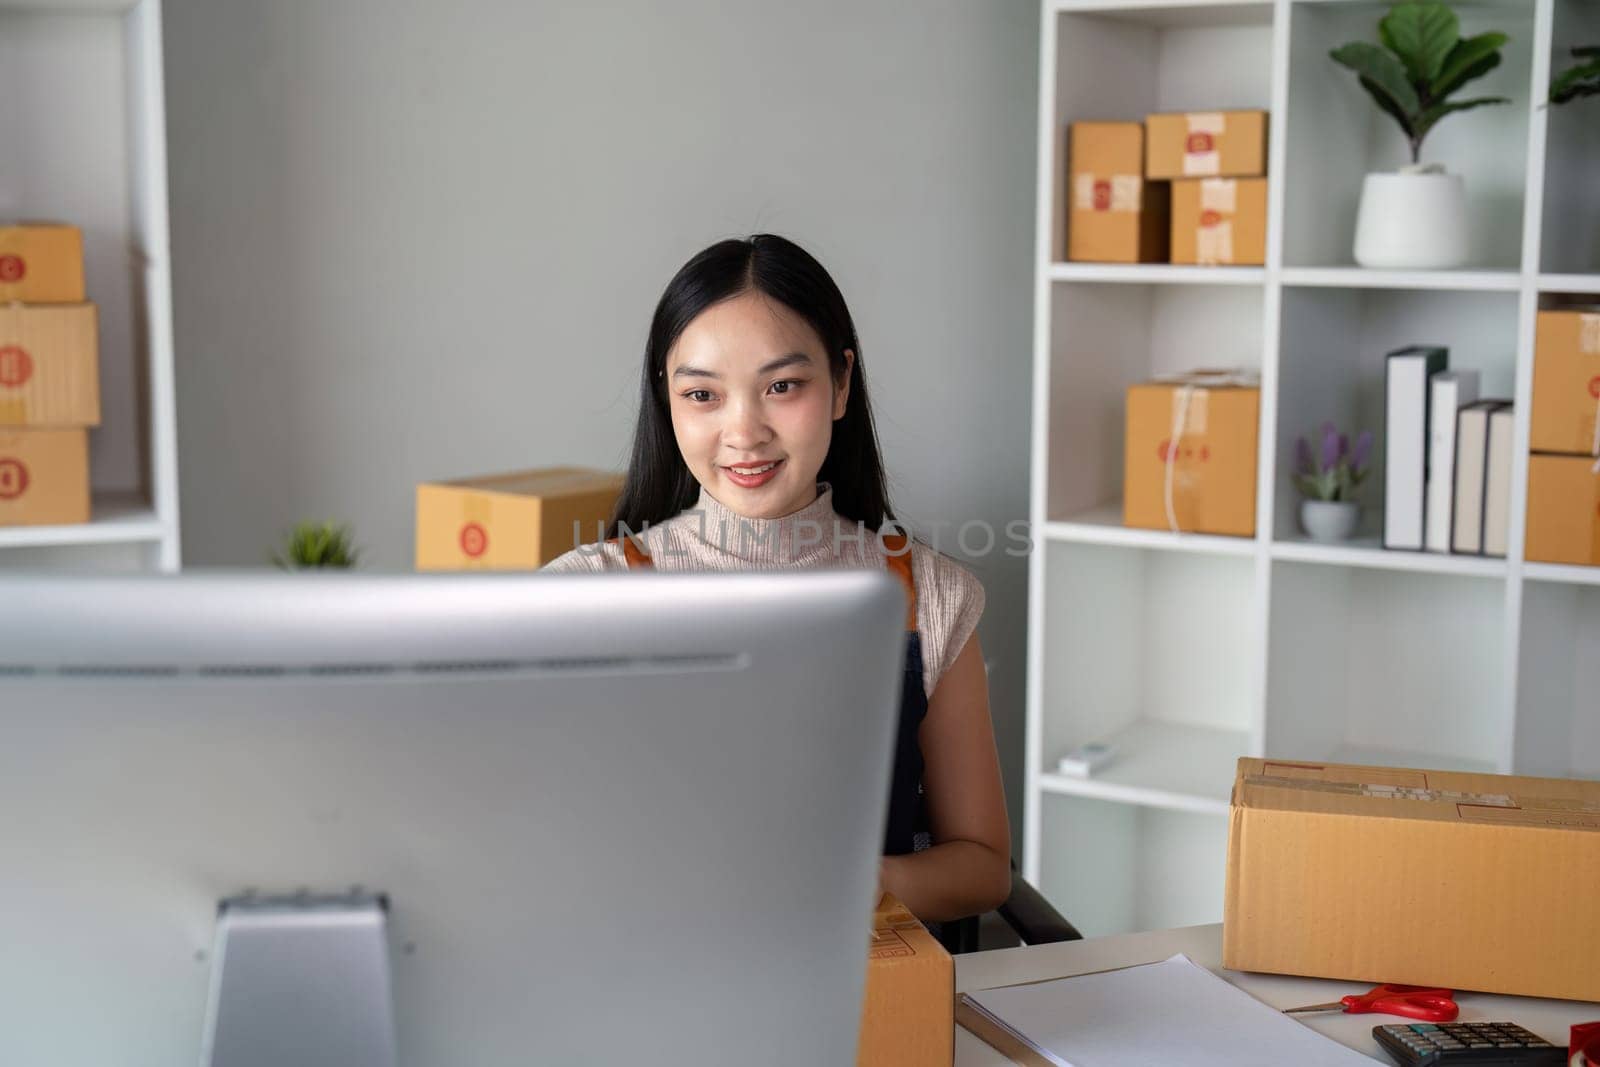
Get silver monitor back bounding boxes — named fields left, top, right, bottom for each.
left=0, top=569, right=906, bottom=1066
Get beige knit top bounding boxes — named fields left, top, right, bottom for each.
left=540, top=481, right=986, bottom=700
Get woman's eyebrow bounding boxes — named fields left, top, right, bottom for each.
left=670, top=352, right=814, bottom=380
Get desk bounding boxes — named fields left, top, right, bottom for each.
left=955, top=924, right=1599, bottom=1065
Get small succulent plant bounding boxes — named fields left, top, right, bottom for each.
left=1293, top=423, right=1375, bottom=503
left=272, top=521, right=361, bottom=570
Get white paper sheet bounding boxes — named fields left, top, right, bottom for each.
left=964, top=954, right=1379, bottom=1067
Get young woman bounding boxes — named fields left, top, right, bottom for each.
left=542, top=234, right=1010, bottom=924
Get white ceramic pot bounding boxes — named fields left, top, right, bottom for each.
left=1352, top=167, right=1468, bottom=269
left=1300, top=500, right=1361, bottom=543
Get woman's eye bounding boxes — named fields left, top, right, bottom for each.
left=769, top=379, right=803, bottom=395
left=683, top=390, right=714, bottom=404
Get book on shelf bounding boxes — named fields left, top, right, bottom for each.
left=1423, top=369, right=1480, bottom=554
left=1482, top=404, right=1515, bottom=559
left=1383, top=345, right=1448, bottom=551
left=1450, top=400, right=1510, bottom=556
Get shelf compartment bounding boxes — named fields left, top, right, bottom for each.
left=1280, top=0, right=1536, bottom=271
left=0, top=490, right=164, bottom=550
left=1271, top=537, right=1509, bottom=579
left=1048, top=3, right=1273, bottom=262
left=1046, top=282, right=1265, bottom=520
left=1272, top=286, right=1521, bottom=546
left=1040, top=718, right=1246, bottom=815
left=1512, top=581, right=1600, bottom=780
left=1541, top=0, right=1600, bottom=276
left=1265, top=561, right=1510, bottom=774
left=1036, top=793, right=1228, bottom=937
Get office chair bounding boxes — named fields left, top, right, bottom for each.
left=934, top=861, right=1084, bottom=955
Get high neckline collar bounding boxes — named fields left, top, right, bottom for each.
left=683, top=480, right=843, bottom=563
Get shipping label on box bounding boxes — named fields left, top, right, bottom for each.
left=416, top=467, right=623, bottom=570
left=0, top=427, right=90, bottom=527
left=1224, top=758, right=1600, bottom=1003
left=1124, top=373, right=1260, bottom=537
left=0, top=224, right=86, bottom=304
left=1067, top=122, right=1169, bottom=264
left=858, top=892, right=953, bottom=1067
left=1145, top=111, right=1267, bottom=180
left=1170, top=178, right=1267, bottom=266
left=0, top=303, right=101, bottom=426
left=1531, top=308, right=1600, bottom=456
left=1525, top=453, right=1600, bottom=567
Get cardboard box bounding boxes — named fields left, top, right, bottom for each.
left=0, top=303, right=101, bottom=426
left=0, top=224, right=86, bottom=304
left=1525, top=453, right=1600, bottom=567
left=858, top=892, right=953, bottom=1067
left=0, top=427, right=90, bottom=527
left=1224, top=758, right=1600, bottom=1003
left=1531, top=308, right=1600, bottom=456
left=1145, top=110, right=1268, bottom=180
left=1123, top=372, right=1260, bottom=537
left=1170, top=178, right=1267, bottom=266
left=1066, top=122, right=1169, bottom=264
left=415, top=466, right=624, bottom=570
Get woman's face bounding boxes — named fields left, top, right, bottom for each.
left=664, top=289, right=852, bottom=520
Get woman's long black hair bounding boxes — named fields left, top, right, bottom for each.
left=606, top=234, right=897, bottom=537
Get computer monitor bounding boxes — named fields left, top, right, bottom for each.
left=0, top=568, right=906, bottom=1066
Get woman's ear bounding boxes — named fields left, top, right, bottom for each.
left=832, top=350, right=855, bottom=421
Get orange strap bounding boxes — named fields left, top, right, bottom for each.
left=607, top=531, right=917, bottom=631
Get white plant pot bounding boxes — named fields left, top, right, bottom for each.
left=1300, top=500, right=1361, bottom=543
left=1352, top=169, right=1469, bottom=270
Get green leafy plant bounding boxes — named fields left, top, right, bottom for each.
left=1293, top=424, right=1374, bottom=503
left=1330, top=2, right=1510, bottom=165
left=272, top=521, right=361, bottom=570
left=1550, top=45, right=1600, bottom=104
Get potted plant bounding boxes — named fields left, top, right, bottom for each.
left=1549, top=45, right=1600, bottom=104
left=271, top=520, right=361, bottom=570
left=1330, top=1, right=1509, bottom=269
left=1292, top=423, right=1374, bottom=542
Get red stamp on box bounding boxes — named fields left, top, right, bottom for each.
left=1186, top=132, right=1214, bottom=154
left=1588, top=375, right=1600, bottom=399
left=1156, top=440, right=1210, bottom=462
left=0, top=346, right=33, bottom=388
left=1092, top=179, right=1111, bottom=211
left=0, top=458, right=29, bottom=500
left=459, top=521, right=488, bottom=558
left=1200, top=209, right=1224, bottom=228
left=0, top=255, right=24, bottom=283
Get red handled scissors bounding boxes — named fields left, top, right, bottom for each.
left=1285, top=984, right=1459, bottom=1023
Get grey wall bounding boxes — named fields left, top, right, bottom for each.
left=165, top=0, right=1039, bottom=839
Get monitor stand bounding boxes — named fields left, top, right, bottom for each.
left=201, top=891, right=397, bottom=1067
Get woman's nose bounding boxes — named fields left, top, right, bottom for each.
left=722, top=398, right=771, bottom=448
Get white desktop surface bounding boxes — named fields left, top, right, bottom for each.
left=955, top=924, right=1597, bottom=1065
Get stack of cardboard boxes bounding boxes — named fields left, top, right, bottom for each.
left=0, top=223, right=98, bottom=527
left=1526, top=306, right=1600, bottom=567
left=1067, top=110, right=1269, bottom=266
left=416, top=467, right=624, bottom=570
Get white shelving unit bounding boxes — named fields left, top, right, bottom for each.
left=1027, top=0, right=1600, bottom=936
left=0, top=0, right=180, bottom=571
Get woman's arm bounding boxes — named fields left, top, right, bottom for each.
left=878, top=631, right=1012, bottom=923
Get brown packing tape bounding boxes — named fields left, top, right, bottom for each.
left=1582, top=313, right=1600, bottom=355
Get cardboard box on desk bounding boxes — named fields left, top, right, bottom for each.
left=1123, top=372, right=1260, bottom=537
left=1224, top=758, right=1600, bottom=1003
left=415, top=466, right=623, bottom=570
left=0, top=223, right=86, bottom=304
left=0, top=303, right=101, bottom=426
left=0, top=427, right=90, bottom=527
left=858, top=892, right=953, bottom=1067
left=1145, top=110, right=1268, bottom=180
left=1067, top=122, right=1169, bottom=264
left=1171, top=178, right=1266, bottom=266
left=1526, top=453, right=1600, bottom=567
left=1531, top=308, right=1600, bottom=456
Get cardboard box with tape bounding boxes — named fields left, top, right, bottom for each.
left=416, top=466, right=624, bottom=570
left=0, top=427, right=90, bottom=527
left=1525, top=453, right=1600, bottom=567
left=1066, top=121, right=1169, bottom=264
left=0, top=303, right=101, bottom=427
left=1531, top=307, right=1600, bottom=457
left=1171, top=177, right=1266, bottom=266
left=1123, top=370, right=1260, bottom=537
left=1145, top=110, right=1268, bottom=180
left=1224, top=758, right=1600, bottom=1003
left=0, top=223, right=86, bottom=304
left=858, top=892, right=954, bottom=1067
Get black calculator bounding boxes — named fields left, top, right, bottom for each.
left=1373, top=1022, right=1566, bottom=1066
